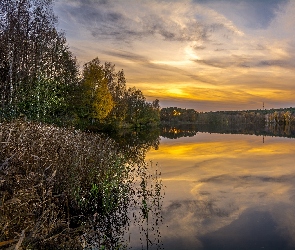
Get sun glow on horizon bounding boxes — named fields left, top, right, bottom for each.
left=55, top=0, right=295, bottom=111
left=167, top=88, right=190, bottom=97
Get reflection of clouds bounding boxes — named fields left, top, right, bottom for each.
left=271, top=204, right=295, bottom=246
left=160, top=198, right=240, bottom=249
left=200, top=208, right=289, bottom=249
left=147, top=133, right=295, bottom=248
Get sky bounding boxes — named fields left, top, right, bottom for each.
left=54, top=0, right=295, bottom=111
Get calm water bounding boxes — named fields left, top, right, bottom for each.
left=137, top=131, right=295, bottom=250
left=3, top=123, right=295, bottom=249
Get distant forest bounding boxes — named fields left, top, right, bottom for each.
left=161, top=107, right=295, bottom=126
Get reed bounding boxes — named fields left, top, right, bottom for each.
left=0, top=120, right=132, bottom=249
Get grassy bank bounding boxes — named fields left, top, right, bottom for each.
left=0, top=120, right=163, bottom=249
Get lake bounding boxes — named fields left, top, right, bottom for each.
left=2, top=122, right=295, bottom=249
left=130, top=128, right=295, bottom=249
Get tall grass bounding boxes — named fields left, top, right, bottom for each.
left=0, top=120, right=163, bottom=249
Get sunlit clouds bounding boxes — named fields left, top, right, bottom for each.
left=54, top=0, right=295, bottom=111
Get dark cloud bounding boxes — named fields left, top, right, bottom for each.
left=195, top=54, right=251, bottom=69
left=194, top=0, right=286, bottom=2
left=103, top=50, right=149, bottom=63
left=163, top=199, right=238, bottom=221
left=195, top=53, right=295, bottom=70
left=256, top=60, right=286, bottom=67
left=197, top=59, right=233, bottom=68
left=56, top=0, right=214, bottom=43
left=194, top=0, right=288, bottom=29
left=194, top=45, right=207, bottom=50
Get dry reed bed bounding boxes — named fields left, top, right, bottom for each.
left=0, top=120, right=131, bottom=249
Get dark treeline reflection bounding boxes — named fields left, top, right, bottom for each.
left=160, top=123, right=295, bottom=139
left=0, top=121, right=164, bottom=249
left=161, top=124, right=198, bottom=139
left=107, top=127, right=160, bottom=162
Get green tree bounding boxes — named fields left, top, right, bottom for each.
left=104, top=63, right=129, bottom=126
left=125, top=87, right=146, bottom=126
left=0, top=0, right=79, bottom=122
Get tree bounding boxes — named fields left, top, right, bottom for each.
left=160, top=107, right=197, bottom=123
left=0, top=0, right=79, bottom=122
left=104, top=63, right=128, bottom=125
left=125, top=87, right=146, bottom=126
left=80, top=58, right=114, bottom=122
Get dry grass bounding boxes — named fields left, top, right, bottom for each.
left=0, top=119, right=133, bottom=249
left=0, top=120, right=164, bottom=249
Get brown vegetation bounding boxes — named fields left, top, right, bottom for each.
left=0, top=120, right=164, bottom=249
left=0, top=120, right=131, bottom=249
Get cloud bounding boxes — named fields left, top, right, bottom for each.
left=194, top=0, right=288, bottom=29
left=54, top=0, right=295, bottom=111
left=103, top=50, right=149, bottom=63
left=101, top=49, right=213, bottom=86
left=195, top=56, right=295, bottom=69
left=55, top=0, right=243, bottom=44
left=199, top=173, right=295, bottom=185
left=159, top=198, right=240, bottom=249
left=256, top=60, right=286, bottom=67
left=200, top=208, right=289, bottom=249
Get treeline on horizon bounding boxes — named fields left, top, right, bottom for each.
left=197, top=107, right=295, bottom=126
left=161, top=107, right=295, bottom=126
left=0, top=0, right=160, bottom=130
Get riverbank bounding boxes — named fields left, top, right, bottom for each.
left=0, top=120, right=164, bottom=249
left=0, top=120, right=134, bottom=248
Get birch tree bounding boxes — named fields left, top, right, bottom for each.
left=0, top=0, right=78, bottom=122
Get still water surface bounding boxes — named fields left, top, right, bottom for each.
left=139, top=132, right=295, bottom=249
left=3, top=123, right=295, bottom=249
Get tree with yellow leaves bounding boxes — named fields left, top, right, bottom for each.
left=81, top=58, right=114, bottom=122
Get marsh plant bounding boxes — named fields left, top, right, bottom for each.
left=130, top=162, right=164, bottom=250
left=0, top=120, right=164, bottom=249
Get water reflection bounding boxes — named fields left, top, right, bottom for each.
left=161, top=125, right=198, bottom=139
left=108, top=127, right=160, bottom=162
left=161, top=124, right=295, bottom=139
left=3, top=121, right=295, bottom=249
left=147, top=125, right=295, bottom=249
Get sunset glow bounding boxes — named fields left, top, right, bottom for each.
left=54, top=0, right=295, bottom=111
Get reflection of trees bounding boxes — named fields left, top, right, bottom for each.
left=0, top=121, right=163, bottom=249
left=130, top=162, right=164, bottom=250
left=196, top=123, right=295, bottom=139
left=160, top=123, right=295, bottom=139
left=161, top=125, right=198, bottom=139
left=108, top=127, right=161, bottom=162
